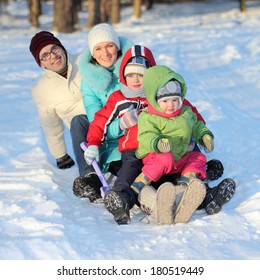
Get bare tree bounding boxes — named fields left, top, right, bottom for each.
left=239, top=0, right=246, bottom=12
left=28, top=0, right=41, bottom=28
left=133, top=0, right=142, bottom=18
left=53, top=0, right=77, bottom=33
left=144, top=0, right=153, bottom=10
left=110, top=0, right=120, bottom=24
left=87, top=0, right=101, bottom=28
left=100, top=0, right=110, bottom=23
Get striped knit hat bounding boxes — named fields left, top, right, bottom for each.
left=156, top=80, right=183, bottom=107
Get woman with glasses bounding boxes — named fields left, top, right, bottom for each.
left=29, top=31, right=86, bottom=172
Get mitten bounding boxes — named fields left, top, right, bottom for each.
left=84, top=145, right=99, bottom=165
left=119, top=105, right=139, bottom=130
left=202, top=134, right=214, bottom=152
left=157, top=138, right=172, bottom=153
left=56, top=154, right=75, bottom=169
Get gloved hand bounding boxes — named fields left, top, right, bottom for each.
left=119, top=105, right=139, bottom=130
left=56, top=154, right=75, bottom=169
left=202, top=134, right=214, bottom=152
left=157, top=138, right=172, bottom=153
left=84, top=145, right=99, bottom=165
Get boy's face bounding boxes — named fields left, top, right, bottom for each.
left=125, top=73, right=144, bottom=91
left=158, top=97, right=180, bottom=114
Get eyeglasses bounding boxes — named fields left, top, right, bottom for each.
left=40, top=45, right=61, bottom=61
left=131, top=56, right=152, bottom=68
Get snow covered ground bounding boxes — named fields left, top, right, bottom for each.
left=0, top=0, right=260, bottom=278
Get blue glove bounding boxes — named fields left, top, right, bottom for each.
left=84, top=145, right=99, bottom=165
left=119, top=105, right=139, bottom=130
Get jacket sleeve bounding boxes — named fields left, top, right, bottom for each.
left=192, top=118, right=214, bottom=146
left=137, top=111, right=162, bottom=156
left=34, top=100, right=66, bottom=159
left=87, top=93, right=121, bottom=147
left=183, top=99, right=206, bottom=124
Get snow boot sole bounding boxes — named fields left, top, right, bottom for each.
left=205, top=178, right=236, bottom=215
left=104, top=191, right=130, bottom=225
left=73, top=174, right=102, bottom=202
left=174, top=179, right=206, bottom=223
left=155, top=182, right=176, bottom=225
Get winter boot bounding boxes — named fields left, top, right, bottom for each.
left=205, top=178, right=236, bottom=215
left=206, top=159, right=224, bottom=181
left=130, top=172, right=151, bottom=194
left=73, top=172, right=102, bottom=202
left=139, top=183, right=176, bottom=225
left=174, top=179, right=206, bottom=223
left=177, top=172, right=197, bottom=185
left=104, top=189, right=134, bottom=225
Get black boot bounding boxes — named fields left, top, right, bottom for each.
left=104, top=188, right=136, bottom=225
left=206, top=159, right=224, bottom=181
left=205, top=178, right=236, bottom=215
left=73, top=172, right=102, bottom=202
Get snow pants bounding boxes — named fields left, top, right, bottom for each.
left=142, top=151, right=207, bottom=182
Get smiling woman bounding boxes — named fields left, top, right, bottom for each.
left=71, top=23, right=133, bottom=201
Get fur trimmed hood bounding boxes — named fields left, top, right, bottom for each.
left=79, top=36, right=133, bottom=92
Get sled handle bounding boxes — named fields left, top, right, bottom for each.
left=80, top=142, right=109, bottom=198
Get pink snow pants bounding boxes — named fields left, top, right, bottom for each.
left=142, top=151, right=207, bottom=182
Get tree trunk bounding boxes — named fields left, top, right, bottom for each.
left=110, top=0, right=120, bottom=24
left=28, top=0, right=41, bottom=28
left=53, top=0, right=77, bottom=33
left=240, top=0, right=246, bottom=12
left=144, top=0, right=153, bottom=10
left=100, top=0, right=110, bottom=23
left=87, top=0, right=101, bottom=28
left=133, top=0, right=142, bottom=18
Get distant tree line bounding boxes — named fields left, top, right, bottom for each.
left=1, top=0, right=247, bottom=33
left=27, top=0, right=154, bottom=33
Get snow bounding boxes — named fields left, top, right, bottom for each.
left=0, top=0, right=260, bottom=277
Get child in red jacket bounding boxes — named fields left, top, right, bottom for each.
left=84, top=45, right=156, bottom=224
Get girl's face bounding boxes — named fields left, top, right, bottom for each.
left=39, top=44, right=67, bottom=74
left=158, top=97, right=180, bottom=114
left=92, top=42, right=119, bottom=68
left=125, top=74, right=144, bottom=91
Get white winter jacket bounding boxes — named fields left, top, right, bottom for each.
left=32, top=54, right=86, bottom=159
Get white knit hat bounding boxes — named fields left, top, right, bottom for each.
left=88, top=23, right=120, bottom=55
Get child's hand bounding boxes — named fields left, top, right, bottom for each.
left=84, top=145, right=99, bottom=165
left=202, top=134, right=214, bottom=152
left=119, top=105, right=139, bottom=130
left=157, top=138, right=172, bottom=153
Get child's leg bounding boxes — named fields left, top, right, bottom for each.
left=104, top=150, right=142, bottom=225
left=131, top=152, right=175, bottom=194
left=113, top=150, right=143, bottom=192
left=177, top=151, right=207, bottom=182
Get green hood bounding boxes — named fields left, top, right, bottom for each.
left=143, top=65, right=187, bottom=112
